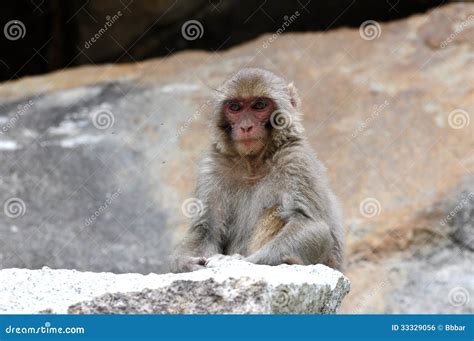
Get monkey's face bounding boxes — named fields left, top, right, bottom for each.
left=223, top=97, right=274, bottom=156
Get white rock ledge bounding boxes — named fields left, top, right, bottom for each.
left=0, top=261, right=350, bottom=314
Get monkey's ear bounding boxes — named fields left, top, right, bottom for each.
left=287, top=82, right=300, bottom=109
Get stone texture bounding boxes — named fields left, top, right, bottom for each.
left=0, top=262, right=349, bottom=314
left=0, top=3, right=472, bottom=313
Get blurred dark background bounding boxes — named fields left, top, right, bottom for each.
left=0, top=0, right=447, bottom=82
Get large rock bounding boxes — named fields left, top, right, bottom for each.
left=0, top=3, right=472, bottom=313
left=0, top=0, right=444, bottom=81
left=0, top=262, right=349, bottom=314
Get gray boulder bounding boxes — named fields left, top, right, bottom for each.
left=0, top=262, right=350, bottom=314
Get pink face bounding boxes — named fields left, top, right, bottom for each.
left=223, top=97, right=275, bottom=156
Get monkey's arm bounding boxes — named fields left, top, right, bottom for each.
left=245, top=213, right=333, bottom=266
left=170, top=161, right=226, bottom=273
left=170, top=223, right=220, bottom=273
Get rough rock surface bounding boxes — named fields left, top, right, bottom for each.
left=0, top=4, right=473, bottom=313
left=0, top=262, right=349, bottom=314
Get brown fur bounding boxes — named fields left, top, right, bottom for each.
left=249, top=206, right=286, bottom=253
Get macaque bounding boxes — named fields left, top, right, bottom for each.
left=171, top=68, right=344, bottom=273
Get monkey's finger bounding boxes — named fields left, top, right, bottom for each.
left=205, top=259, right=222, bottom=268
left=187, top=256, right=207, bottom=265
left=188, top=264, right=206, bottom=272
left=230, top=253, right=245, bottom=260
left=206, top=254, right=245, bottom=268
left=204, top=254, right=225, bottom=267
left=197, top=256, right=207, bottom=265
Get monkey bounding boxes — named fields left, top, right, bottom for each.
left=170, top=68, right=344, bottom=273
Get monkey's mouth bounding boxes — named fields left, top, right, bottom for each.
left=235, top=139, right=265, bottom=156
left=236, top=138, right=261, bottom=146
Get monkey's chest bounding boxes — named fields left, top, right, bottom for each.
left=220, top=190, right=285, bottom=255
left=247, top=205, right=286, bottom=253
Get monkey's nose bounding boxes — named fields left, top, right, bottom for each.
left=240, top=126, right=253, bottom=133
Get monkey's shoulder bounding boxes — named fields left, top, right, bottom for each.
left=271, top=144, right=327, bottom=178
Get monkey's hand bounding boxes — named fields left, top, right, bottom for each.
left=172, top=256, right=207, bottom=273
left=205, top=254, right=245, bottom=268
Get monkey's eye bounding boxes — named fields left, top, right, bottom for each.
left=228, top=102, right=242, bottom=111
left=252, top=99, right=267, bottom=110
